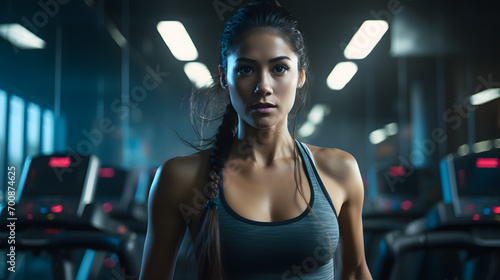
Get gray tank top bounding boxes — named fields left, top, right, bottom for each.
left=213, top=139, right=340, bottom=279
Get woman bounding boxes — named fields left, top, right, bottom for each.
left=139, top=1, right=372, bottom=279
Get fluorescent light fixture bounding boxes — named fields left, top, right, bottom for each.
left=298, top=122, right=316, bottom=138
left=327, top=62, right=358, bottom=90
left=473, top=140, right=493, bottom=153
left=495, top=138, right=500, bottom=149
left=308, top=104, right=329, bottom=125
left=184, top=62, right=213, bottom=88
left=470, top=88, right=500, bottom=105
left=370, top=122, right=397, bottom=144
left=344, top=20, right=389, bottom=59
left=157, top=21, right=198, bottom=61
left=105, top=21, right=127, bottom=48
left=457, top=144, right=469, bottom=156
left=0, top=24, right=46, bottom=49
left=298, top=104, right=330, bottom=138
left=369, top=128, right=386, bottom=145
left=384, top=122, right=398, bottom=136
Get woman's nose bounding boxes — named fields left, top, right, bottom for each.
left=253, top=72, right=273, bottom=96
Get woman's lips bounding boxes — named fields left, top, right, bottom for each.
left=255, top=107, right=276, bottom=113
left=252, top=102, right=276, bottom=113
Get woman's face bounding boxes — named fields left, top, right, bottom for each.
left=221, top=29, right=305, bottom=130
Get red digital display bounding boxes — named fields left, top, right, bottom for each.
left=117, top=225, right=128, bottom=235
left=389, top=166, right=407, bottom=177
left=458, top=169, right=466, bottom=189
left=50, top=204, right=63, bottom=213
left=48, top=157, right=71, bottom=168
left=401, top=200, right=412, bottom=211
left=22, top=203, right=34, bottom=212
left=104, top=257, right=117, bottom=269
left=102, top=202, right=113, bottom=213
left=26, top=169, right=36, bottom=188
left=464, top=204, right=475, bottom=213
left=476, top=158, right=499, bottom=168
left=99, top=168, right=116, bottom=178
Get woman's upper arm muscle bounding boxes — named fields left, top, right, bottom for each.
left=139, top=157, right=192, bottom=280
left=334, top=152, right=372, bottom=280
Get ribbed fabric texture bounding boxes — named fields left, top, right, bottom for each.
left=214, top=140, right=340, bottom=279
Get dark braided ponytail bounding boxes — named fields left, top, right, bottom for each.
left=193, top=103, right=237, bottom=280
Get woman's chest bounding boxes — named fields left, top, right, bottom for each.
left=221, top=163, right=313, bottom=223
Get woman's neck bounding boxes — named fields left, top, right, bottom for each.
left=232, top=121, right=296, bottom=167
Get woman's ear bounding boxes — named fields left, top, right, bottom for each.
left=298, top=68, right=306, bottom=88
left=219, top=65, right=227, bottom=89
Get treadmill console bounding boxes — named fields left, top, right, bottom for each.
left=440, top=148, right=500, bottom=221
left=15, top=154, right=99, bottom=222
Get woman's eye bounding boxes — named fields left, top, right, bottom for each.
left=236, top=66, right=253, bottom=75
left=274, top=65, right=289, bottom=74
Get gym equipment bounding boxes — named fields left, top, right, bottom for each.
left=0, top=153, right=143, bottom=280
left=373, top=148, right=500, bottom=280
left=362, top=166, right=429, bottom=274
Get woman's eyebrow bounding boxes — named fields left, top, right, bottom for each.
left=235, top=56, right=291, bottom=63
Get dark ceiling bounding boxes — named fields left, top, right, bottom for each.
left=1, top=0, right=499, bottom=171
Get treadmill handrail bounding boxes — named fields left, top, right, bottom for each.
left=385, top=230, right=500, bottom=255
left=0, top=230, right=142, bottom=278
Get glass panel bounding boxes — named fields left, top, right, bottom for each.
left=42, top=109, right=54, bottom=154
left=8, top=95, right=25, bottom=172
left=27, top=102, right=41, bottom=157
left=0, top=90, right=7, bottom=202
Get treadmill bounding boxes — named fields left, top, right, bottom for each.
left=373, top=148, right=500, bottom=280
left=79, top=165, right=148, bottom=279
left=0, top=154, right=142, bottom=280
left=95, top=166, right=144, bottom=232
left=363, top=166, right=428, bottom=275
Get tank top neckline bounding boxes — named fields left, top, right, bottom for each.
left=218, top=140, right=315, bottom=226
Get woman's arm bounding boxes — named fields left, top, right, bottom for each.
left=336, top=153, right=372, bottom=280
left=139, top=158, right=190, bottom=280
left=309, top=145, right=373, bottom=280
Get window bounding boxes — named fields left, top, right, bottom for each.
left=1, top=91, right=59, bottom=203
left=42, top=109, right=55, bottom=154
left=27, top=102, right=41, bottom=157
left=8, top=95, right=25, bottom=171
left=0, top=90, right=6, bottom=202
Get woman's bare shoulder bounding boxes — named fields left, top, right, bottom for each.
left=304, top=144, right=358, bottom=177
left=303, top=143, right=362, bottom=195
left=160, top=149, right=212, bottom=181
left=153, top=148, right=212, bottom=205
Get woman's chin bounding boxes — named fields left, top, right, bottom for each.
left=246, top=118, right=287, bottom=131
